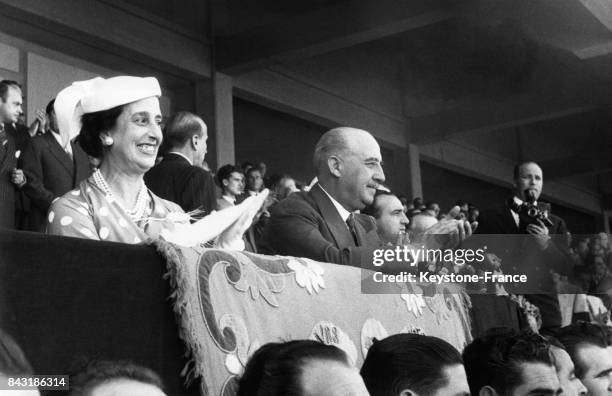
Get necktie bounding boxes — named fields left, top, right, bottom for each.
left=346, top=213, right=359, bottom=246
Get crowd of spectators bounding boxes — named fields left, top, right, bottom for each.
left=4, top=322, right=611, bottom=396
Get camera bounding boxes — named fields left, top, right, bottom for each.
left=509, top=190, right=553, bottom=231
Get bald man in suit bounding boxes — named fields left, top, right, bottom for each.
left=263, top=127, right=473, bottom=268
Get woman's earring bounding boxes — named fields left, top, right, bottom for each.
left=101, top=135, right=114, bottom=147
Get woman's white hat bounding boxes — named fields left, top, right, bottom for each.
left=54, top=76, right=161, bottom=147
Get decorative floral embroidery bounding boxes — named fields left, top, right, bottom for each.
left=400, top=325, right=426, bottom=335
left=287, top=258, right=325, bottom=295
left=225, top=260, right=285, bottom=307
left=219, top=314, right=261, bottom=377
left=360, top=319, right=388, bottom=358
left=401, top=292, right=426, bottom=317
left=310, top=321, right=358, bottom=365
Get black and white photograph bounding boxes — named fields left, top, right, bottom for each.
left=1, top=1, right=612, bottom=395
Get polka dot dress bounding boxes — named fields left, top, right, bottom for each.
left=47, top=176, right=184, bottom=244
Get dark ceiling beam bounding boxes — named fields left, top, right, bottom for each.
left=410, top=97, right=598, bottom=145
left=540, top=148, right=612, bottom=179
left=577, top=0, right=612, bottom=32
left=233, top=69, right=409, bottom=147
left=408, top=33, right=612, bottom=144
left=551, top=0, right=612, bottom=60
left=0, top=0, right=211, bottom=84
left=216, top=0, right=456, bottom=75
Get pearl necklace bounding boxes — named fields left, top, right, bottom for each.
left=92, top=169, right=149, bottom=221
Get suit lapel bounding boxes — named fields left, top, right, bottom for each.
left=352, top=218, right=365, bottom=246
left=354, top=214, right=376, bottom=244
left=46, top=133, right=74, bottom=176
left=310, top=184, right=356, bottom=248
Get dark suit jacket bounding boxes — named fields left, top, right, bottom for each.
left=477, top=203, right=567, bottom=235
left=262, top=183, right=382, bottom=267
left=475, top=201, right=570, bottom=331
left=0, top=127, right=23, bottom=228
left=5, top=123, right=32, bottom=229
left=144, top=153, right=216, bottom=215
left=19, top=132, right=91, bottom=232
left=476, top=203, right=570, bottom=275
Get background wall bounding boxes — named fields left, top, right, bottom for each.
left=234, top=98, right=401, bottom=191
left=0, top=31, right=176, bottom=126
left=234, top=98, right=325, bottom=184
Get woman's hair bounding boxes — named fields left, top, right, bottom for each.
left=0, top=328, right=33, bottom=376
left=237, top=340, right=349, bottom=396
left=67, top=360, right=164, bottom=396
left=78, top=105, right=125, bottom=159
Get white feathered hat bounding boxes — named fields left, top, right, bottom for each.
left=54, top=76, right=161, bottom=147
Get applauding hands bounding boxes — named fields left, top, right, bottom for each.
left=417, top=206, right=477, bottom=251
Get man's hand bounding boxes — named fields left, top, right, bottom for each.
left=419, top=206, right=476, bottom=250
left=526, top=219, right=550, bottom=250
left=10, top=168, right=26, bottom=187
left=28, top=109, right=47, bottom=137
left=217, top=189, right=270, bottom=250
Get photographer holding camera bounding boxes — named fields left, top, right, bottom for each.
left=476, top=161, right=571, bottom=334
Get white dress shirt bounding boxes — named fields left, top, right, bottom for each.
left=221, top=195, right=236, bottom=205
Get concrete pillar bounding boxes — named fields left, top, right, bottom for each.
left=195, top=72, right=235, bottom=171
left=391, top=144, right=422, bottom=199
left=408, top=144, right=423, bottom=200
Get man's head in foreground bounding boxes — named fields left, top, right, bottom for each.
left=556, top=322, right=612, bottom=396
left=68, top=360, right=165, bottom=396
left=546, top=337, right=587, bottom=396
left=463, top=327, right=560, bottom=396
left=0, top=328, right=38, bottom=396
left=313, top=127, right=385, bottom=211
left=362, top=190, right=409, bottom=244
left=237, top=340, right=368, bottom=396
left=360, top=333, right=469, bottom=396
